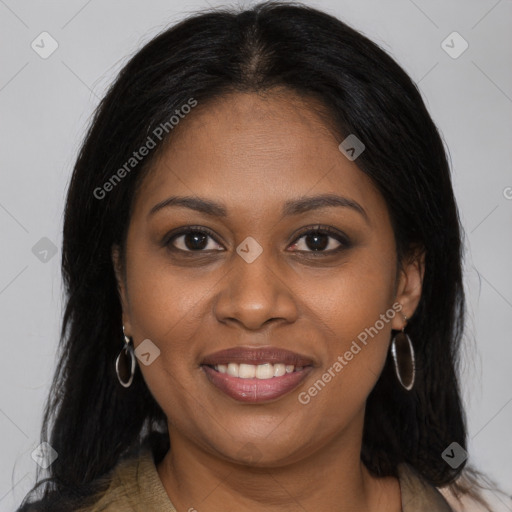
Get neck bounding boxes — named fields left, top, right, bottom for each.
left=156, top=410, right=401, bottom=512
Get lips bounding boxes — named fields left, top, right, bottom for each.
left=201, top=364, right=313, bottom=403
left=200, top=346, right=315, bottom=367
left=200, top=346, right=315, bottom=403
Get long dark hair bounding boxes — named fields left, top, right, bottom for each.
left=17, top=1, right=497, bottom=510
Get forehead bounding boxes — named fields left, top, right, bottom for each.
left=132, top=90, right=386, bottom=223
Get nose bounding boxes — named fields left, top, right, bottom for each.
left=213, top=251, right=299, bottom=331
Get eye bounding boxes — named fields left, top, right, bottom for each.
left=288, top=225, right=350, bottom=254
left=163, top=225, right=351, bottom=255
left=164, top=226, right=224, bottom=252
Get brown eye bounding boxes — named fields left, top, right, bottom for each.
left=288, top=226, right=351, bottom=254
left=165, top=227, right=224, bottom=252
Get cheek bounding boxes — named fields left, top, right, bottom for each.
left=302, top=246, right=397, bottom=337
left=126, top=243, right=206, bottom=340
left=124, top=260, right=204, bottom=414
left=123, top=253, right=210, bottom=410
left=301, top=249, right=397, bottom=397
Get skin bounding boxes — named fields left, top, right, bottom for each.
left=112, top=89, right=425, bottom=512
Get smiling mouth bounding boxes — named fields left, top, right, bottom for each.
left=200, top=363, right=314, bottom=403
left=203, top=362, right=309, bottom=379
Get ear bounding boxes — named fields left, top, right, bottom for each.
left=111, top=244, right=132, bottom=334
left=391, top=245, right=426, bottom=331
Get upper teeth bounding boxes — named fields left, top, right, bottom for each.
left=213, top=362, right=303, bottom=379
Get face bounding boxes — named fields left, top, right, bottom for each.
left=113, top=90, right=424, bottom=466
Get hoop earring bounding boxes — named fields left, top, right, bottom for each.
left=390, top=313, right=415, bottom=391
left=115, top=325, right=136, bottom=388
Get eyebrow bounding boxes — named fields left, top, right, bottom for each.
left=149, top=193, right=369, bottom=223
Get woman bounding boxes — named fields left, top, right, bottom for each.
left=17, top=2, right=499, bottom=510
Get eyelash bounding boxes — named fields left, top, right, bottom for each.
left=163, top=224, right=351, bottom=256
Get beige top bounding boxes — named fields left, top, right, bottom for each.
left=78, top=443, right=453, bottom=511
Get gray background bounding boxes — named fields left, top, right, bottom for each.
left=1, top=0, right=511, bottom=510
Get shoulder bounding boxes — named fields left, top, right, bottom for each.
left=438, top=483, right=511, bottom=512
left=76, top=442, right=176, bottom=512
left=17, top=451, right=146, bottom=512
left=17, top=442, right=174, bottom=512
left=73, top=453, right=143, bottom=512
left=397, top=463, right=510, bottom=512
left=397, top=463, right=454, bottom=512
